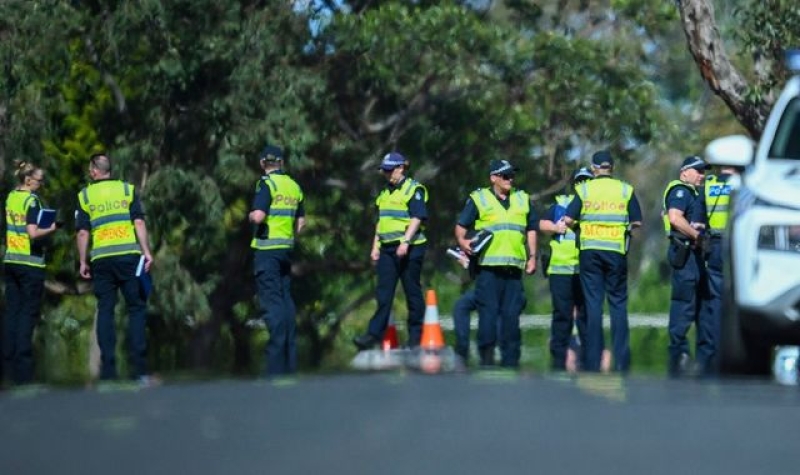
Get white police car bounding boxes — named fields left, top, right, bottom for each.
left=704, top=50, right=800, bottom=375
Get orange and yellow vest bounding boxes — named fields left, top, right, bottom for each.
left=78, top=180, right=141, bottom=261
left=575, top=178, right=632, bottom=254
left=4, top=190, right=45, bottom=268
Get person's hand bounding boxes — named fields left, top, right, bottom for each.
left=370, top=246, right=380, bottom=262
left=695, top=232, right=710, bottom=255
left=525, top=256, right=537, bottom=275
left=396, top=241, right=409, bottom=257
left=143, top=253, right=153, bottom=272
left=458, top=238, right=473, bottom=256
left=555, top=220, right=567, bottom=235
left=79, top=261, right=91, bottom=280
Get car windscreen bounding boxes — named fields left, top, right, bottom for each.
left=769, top=97, right=800, bottom=160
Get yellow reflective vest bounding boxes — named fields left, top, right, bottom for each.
left=704, top=174, right=731, bottom=232
left=575, top=178, right=632, bottom=254
left=375, top=178, right=427, bottom=245
left=78, top=180, right=141, bottom=261
left=662, top=180, right=698, bottom=236
left=548, top=194, right=579, bottom=275
left=471, top=188, right=529, bottom=269
left=251, top=173, right=303, bottom=250
left=3, top=190, right=45, bottom=268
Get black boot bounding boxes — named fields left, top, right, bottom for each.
left=353, top=333, right=379, bottom=350
left=479, top=347, right=495, bottom=366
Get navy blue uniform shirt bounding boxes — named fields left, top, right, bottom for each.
left=666, top=183, right=705, bottom=230
left=457, top=188, right=539, bottom=231
left=75, top=179, right=145, bottom=232
left=564, top=176, right=642, bottom=223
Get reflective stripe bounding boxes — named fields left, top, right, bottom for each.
left=7, top=224, right=26, bottom=233
left=581, top=240, right=624, bottom=252
left=3, top=253, right=45, bottom=266
left=481, top=256, right=526, bottom=267
left=379, top=210, right=410, bottom=218
left=484, top=223, right=525, bottom=232
left=91, top=243, right=141, bottom=259
left=90, top=213, right=132, bottom=228
left=269, top=209, right=297, bottom=217
left=377, top=231, right=426, bottom=243
left=548, top=264, right=578, bottom=274
left=580, top=214, right=629, bottom=223
left=254, top=238, right=295, bottom=248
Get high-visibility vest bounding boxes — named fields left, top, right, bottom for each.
left=78, top=180, right=140, bottom=261
left=704, top=174, right=731, bottom=232
left=471, top=188, right=529, bottom=269
left=576, top=178, right=632, bottom=254
left=548, top=194, right=579, bottom=275
left=251, top=173, right=303, bottom=250
left=375, top=178, right=427, bottom=245
left=662, top=180, right=698, bottom=236
left=3, top=190, right=45, bottom=268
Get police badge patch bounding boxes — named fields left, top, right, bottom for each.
left=676, top=189, right=684, bottom=198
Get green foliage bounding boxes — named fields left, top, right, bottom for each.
left=0, top=0, right=753, bottom=381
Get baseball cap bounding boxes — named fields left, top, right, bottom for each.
left=680, top=155, right=710, bottom=172
left=591, top=150, right=614, bottom=169
left=378, top=152, right=407, bottom=171
left=260, top=144, right=284, bottom=161
left=489, top=159, right=518, bottom=175
left=572, top=167, right=594, bottom=183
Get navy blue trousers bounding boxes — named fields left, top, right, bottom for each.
left=549, top=273, right=587, bottom=370
left=92, top=254, right=148, bottom=380
left=3, top=264, right=45, bottom=384
left=475, top=266, right=526, bottom=367
left=367, top=243, right=426, bottom=347
left=699, top=238, right=723, bottom=375
left=579, top=250, right=630, bottom=372
left=453, top=288, right=477, bottom=362
left=255, top=249, right=297, bottom=376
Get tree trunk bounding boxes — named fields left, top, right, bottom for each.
left=676, top=0, right=769, bottom=138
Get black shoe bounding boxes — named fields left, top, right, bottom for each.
left=353, top=334, right=379, bottom=350
left=479, top=347, right=495, bottom=366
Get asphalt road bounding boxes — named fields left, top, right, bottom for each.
left=1, top=372, right=799, bottom=475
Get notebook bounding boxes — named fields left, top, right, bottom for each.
left=37, top=208, right=57, bottom=228
left=136, top=255, right=152, bottom=299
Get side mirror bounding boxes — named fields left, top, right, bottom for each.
left=704, top=135, right=755, bottom=167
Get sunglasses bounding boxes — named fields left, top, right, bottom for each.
left=498, top=174, right=515, bottom=180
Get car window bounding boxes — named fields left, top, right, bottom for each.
left=768, top=97, right=800, bottom=160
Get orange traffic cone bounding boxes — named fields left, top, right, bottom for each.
left=420, top=289, right=445, bottom=350
left=382, top=314, right=399, bottom=351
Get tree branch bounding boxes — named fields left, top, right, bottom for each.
left=676, top=0, right=768, bottom=138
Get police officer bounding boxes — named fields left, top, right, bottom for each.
left=564, top=151, right=642, bottom=372
left=249, top=144, right=305, bottom=376
left=662, top=155, right=710, bottom=377
left=3, top=161, right=58, bottom=384
left=76, top=153, right=154, bottom=383
left=455, top=159, right=538, bottom=367
left=699, top=164, right=739, bottom=374
left=539, top=167, right=593, bottom=370
left=353, top=152, right=428, bottom=350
